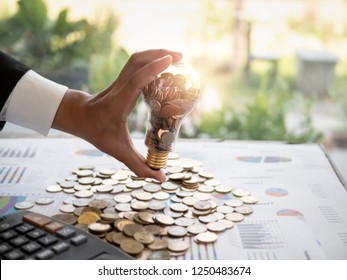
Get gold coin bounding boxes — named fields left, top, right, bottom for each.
left=143, top=224, right=162, bottom=235
left=120, top=239, right=144, bottom=255
left=112, top=232, right=131, bottom=245
left=88, top=199, right=107, bottom=210
left=196, top=231, right=217, bottom=243
left=123, top=223, right=143, bottom=237
left=106, top=231, right=116, bottom=244
left=78, top=212, right=100, bottom=224
left=51, top=214, right=77, bottom=225
left=148, top=239, right=169, bottom=251
left=134, top=230, right=155, bottom=245
left=115, top=219, right=135, bottom=231
left=138, top=212, right=155, bottom=224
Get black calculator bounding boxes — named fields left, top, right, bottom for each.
left=0, top=210, right=132, bottom=260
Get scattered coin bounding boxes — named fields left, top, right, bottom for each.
left=120, top=239, right=144, bottom=255
left=225, top=212, right=245, bottom=222
left=216, top=205, right=234, bottom=214
left=232, top=189, right=251, bottom=197
left=196, top=231, right=217, bottom=243
left=15, top=201, right=33, bottom=210
left=46, top=184, right=62, bottom=193
left=187, top=224, right=207, bottom=235
left=148, top=239, right=169, bottom=251
left=114, top=194, right=132, bottom=203
left=155, top=214, right=174, bottom=225
left=224, top=199, right=243, bottom=207
left=240, top=196, right=259, bottom=204
left=52, top=214, right=77, bottom=225
left=206, top=222, right=226, bottom=232
left=147, top=250, right=171, bottom=260
left=35, top=197, right=54, bottom=205
left=168, top=240, right=189, bottom=252
left=167, top=226, right=187, bottom=237
left=60, top=204, right=75, bottom=213
left=235, top=205, right=253, bottom=215
left=74, top=190, right=93, bottom=198
left=215, top=185, right=232, bottom=193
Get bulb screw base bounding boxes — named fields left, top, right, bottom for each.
left=146, top=149, right=169, bottom=170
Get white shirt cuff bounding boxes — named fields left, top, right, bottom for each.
left=4, top=70, right=68, bottom=135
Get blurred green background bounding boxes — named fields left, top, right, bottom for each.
left=1, top=0, right=346, bottom=146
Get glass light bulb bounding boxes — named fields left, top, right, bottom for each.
left=143, top=62, right=200, bottom=170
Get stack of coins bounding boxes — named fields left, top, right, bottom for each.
left=42, top=154, right=258, bottom=259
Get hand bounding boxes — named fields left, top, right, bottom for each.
left=52, top=49, right=183, bottom=182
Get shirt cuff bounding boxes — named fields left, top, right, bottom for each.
left=4, top=70, right=68, bottom=135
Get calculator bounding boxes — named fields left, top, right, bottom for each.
left=0, top=210, right=132, bottom=260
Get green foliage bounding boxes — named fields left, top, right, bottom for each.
left=0, top=0, right=128, bottom=89
left=198, top=74, right=323, bottom=143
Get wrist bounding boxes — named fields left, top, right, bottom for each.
left=52, top=89, right=92, bottom=139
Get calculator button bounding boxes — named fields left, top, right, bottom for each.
left=44, top=221, right=64, bottom=233
left=9, top=236, right=29, bottom=247
left=70, top=234, right=87, bottom=246
left=38, top=235, right=58, bottom=246
left=56, top=227, right=76, bottom=239
left=16, top=223, right=34, bottom=234
left=23, top=213, right=52, bottom=228
left=36, top=249, right=54, bottom=260
left=0, top=220, right=23, bottom=233
left=21, top=242, right=42, bottom=254
left=0, top=230, right=17, bottom=241
left=52, top=242, right=70, bottom=254
left=0, top=243, right=12, bottom=254
left=4, top=249, right=25, bottom=260
left=27, top=229, right=46, bottom=240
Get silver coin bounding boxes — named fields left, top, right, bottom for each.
left=60, top=181, right=77, bottom=189
left=170, top=203, right=188, bottom=213
left=174, top=217, right=194, bottom=227
left=206, top=222, right=226, bottom=232
left=232, top=189, right=251, bottom=197
left=240, top=196, right=259, bottom=204
left=187, top=224, right=207, bottom=235
left=224, top=199, right=243, bottom=207
left=199, top=214, right=218, bottom=224
left=167, top=226, right=187, bottom=237
left=225, top=212, right=245, bottom=222
left=216, top=205, right=234, bottom=214
left=148, top=200, right=167, bottom=211
left=35, top=197, right=54, bottom=205
left=46, top=184, right=62, bottom=193
left=219, top=219, right=235, bottom=229
left=115, top=203, right=132, bottom=212
left=73, top=198, right=91, bottom=207
left=235, top=205, right=253, bottom=215
left=143, top=184, right=161, bottom=193
left=15, top=201, right=34, bottom=210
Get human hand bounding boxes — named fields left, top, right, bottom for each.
left=52, top=49, right=183, bottom=182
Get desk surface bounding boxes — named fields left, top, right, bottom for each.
left=0, top=137, right=346, bottom=260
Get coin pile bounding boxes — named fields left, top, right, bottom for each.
left=143, top=71, right=199, bottom=153
left=45, top=154, right=258, bottom=260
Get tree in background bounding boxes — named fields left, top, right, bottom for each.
left=0, top=0, right=129, bottom=91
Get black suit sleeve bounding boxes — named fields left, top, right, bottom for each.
left=0, top=51, right=31, bottom=130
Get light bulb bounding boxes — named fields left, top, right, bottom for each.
left=142, top=62, right=200, bottom=170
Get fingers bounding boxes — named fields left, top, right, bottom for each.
left=114, top=54, right=173, bottom=114
left=120, top=145, right=166, bottom=182
left=116, top=49, right=182, bottom=89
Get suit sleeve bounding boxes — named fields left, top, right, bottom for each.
left=0, top=51, right=30, bottom=130
left=0, top=51, right=68, bottom=135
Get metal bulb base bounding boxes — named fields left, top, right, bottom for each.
left=146, top=149, right=169, bottom=170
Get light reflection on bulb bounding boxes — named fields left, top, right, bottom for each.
left=142, top=62, right=200, bottom=170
